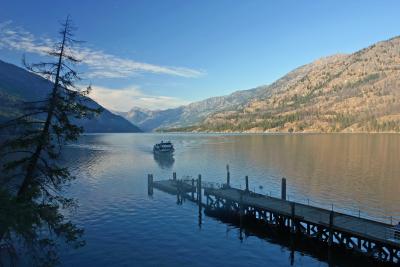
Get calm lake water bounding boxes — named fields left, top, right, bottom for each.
left=60, top=133, right=400, bottom=267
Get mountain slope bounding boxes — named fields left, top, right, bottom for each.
left=120, top=85, right=270, bottom=132
left=167, top=36, right=400, bottom=133
left=0, top=60, right=142, bottom=133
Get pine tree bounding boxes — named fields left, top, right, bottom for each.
left=0, top=17, right=101, bottom=266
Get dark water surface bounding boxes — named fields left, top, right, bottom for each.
left=60, top=133, right=400, bottom=266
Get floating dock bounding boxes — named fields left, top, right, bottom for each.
left=147, top=168, right=400, bottom=264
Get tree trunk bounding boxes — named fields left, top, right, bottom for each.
left=17, top=22, right=68, bottom=198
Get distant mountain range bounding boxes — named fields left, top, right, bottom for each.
left=115, top=86, right=269, bottom=132
left=120, top=36, right=400, bottom=133
left=0, top=60, right=141, bottom=133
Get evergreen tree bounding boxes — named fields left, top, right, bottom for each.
left=0, top=17, right=101, bottom=266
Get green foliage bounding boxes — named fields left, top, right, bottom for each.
left=332, top=113, right=357, bottom=130
left=0, top=17, right=100, bottom=266
left=365, top=117, right=400, bottom=132
left=347, top=73, right=380, bottom=88
left=0, top=189, right=85, bottom=266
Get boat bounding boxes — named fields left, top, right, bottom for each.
left=153, top=141, right=175, bottom=155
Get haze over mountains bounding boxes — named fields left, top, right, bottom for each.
left=0, top=60, right=141, bottom=133
left=115, top=86, right=269, bottom=132
left=120, top=36, right=400, bottom=133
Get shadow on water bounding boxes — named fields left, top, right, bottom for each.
left=202, top=209, right=397, bottom=267
left=153, top=153, right=175, bottom=169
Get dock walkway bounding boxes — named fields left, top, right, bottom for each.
left=205, top=187, right=399, bottom=247
left=148, top=171, right=400, bottom=264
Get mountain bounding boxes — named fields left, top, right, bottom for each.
left=124, top=36, right=400, bottom=133
left=116, top=107, right=182, bottom=132
left=120, top=85, right=270, bottom=132
left=0, top=60, right=142, bottom=133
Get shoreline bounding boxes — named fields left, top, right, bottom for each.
left=153, top=131, right=400, bottom=135
left=79, top=131, right=400, bottom=136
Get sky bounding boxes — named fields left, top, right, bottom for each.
left=1, top=0, right=400, bottom=112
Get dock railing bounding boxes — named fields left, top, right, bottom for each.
left=179, top=175, right=400, bottom=227
left=181, top=177, right=224, bottom=190
left=149, top=171, right=400, bottom=264
left=386, top=227, right=400, bottom=243
left=155, top=172, right=400, bottom=236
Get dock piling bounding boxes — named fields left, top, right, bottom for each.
left=148, top=174, right=153, bottom=196
left=329, top=210, right=334, bottom=246
left=176, top=179, right=181, bottom=204
left=149, top=173, right=400, bottom=265
left=197, top=174, right=202, bottom=205
left=173, top=172, right=177, bottom=181
left=281, top=177, right=286, bottom=200
left=191, top=178, right=195, bottom=200
left=290, top=202, right=295, bottom=233
left=197, top=174, right=202, bottom=217
left=226, top=164, right=230, bottom=187
left=239, top=192, right=244, bottom=227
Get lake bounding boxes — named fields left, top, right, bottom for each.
left=60, top=133, right=400, bottom=266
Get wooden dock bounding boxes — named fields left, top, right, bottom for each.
left=148, top=169, right=400, bottom=264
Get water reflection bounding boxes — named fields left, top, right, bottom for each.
left=60, top=133, right=400, bottom=267
left=172, top=134, right=400, bottom=222
left=204, top=211, right=387, bottom=267
left=153, top=153, right=175, bottom=169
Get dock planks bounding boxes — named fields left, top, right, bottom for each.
left=205, top=187, right=399, bottom=248
left=149, top=175, right=400, bottom=263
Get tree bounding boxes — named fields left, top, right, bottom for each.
left=0, top=17, right=101, bottom=266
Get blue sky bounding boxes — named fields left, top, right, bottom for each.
left=1, top=0, right=400, bottom=111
